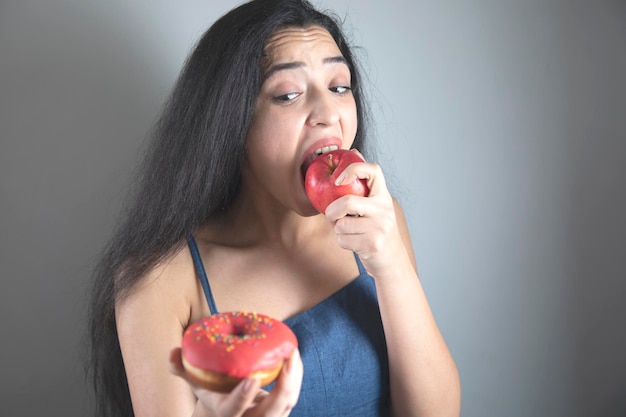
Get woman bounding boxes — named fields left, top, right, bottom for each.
left=88, top=0, right=461, bottom=416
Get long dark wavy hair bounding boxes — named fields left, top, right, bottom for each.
left=87, top=0, right=371, bottom=416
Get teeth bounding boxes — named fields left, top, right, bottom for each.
left=314, top=145, right=339, bottom=155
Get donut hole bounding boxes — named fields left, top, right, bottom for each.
left=232, top=324, right=248, bottom=340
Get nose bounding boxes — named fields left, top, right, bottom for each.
left=306, top=88, right=340, bottom=127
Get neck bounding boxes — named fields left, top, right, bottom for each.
left=205, top=182, right=328, bottom=249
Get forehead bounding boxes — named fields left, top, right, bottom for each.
left=262, top=25, right=342, bottom=67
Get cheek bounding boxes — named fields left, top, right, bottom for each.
left=342, top=101, right=359, bottom=147
left=245, top=116, right=296, bottom=175
left=246, top=108, right=278, bottom=154
left=248, top=103, right=305, bottom=155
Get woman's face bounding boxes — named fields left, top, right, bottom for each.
left=244, top=25, right=358, bottom=215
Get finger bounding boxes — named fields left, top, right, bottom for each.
left=280, top=349, right=303, bottom=393
left=168, top=347, right=186, bottom=377
left=217, top=377, right=261, bottom=417
left=168, top=348, right=205, bottom=388
left=254, top=350, right=303, bottom=416
left=327, top=198, right=399, bottom=258
left=333, top=210, right=368, bottom=235
left=169, top=348, right=262, bottom=417
left=324, top=194, right=369, bottom=221
left=335, top=161, right=387, bottom=197
left=252, top=389, right=270, bottom=406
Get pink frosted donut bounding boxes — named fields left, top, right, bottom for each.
left=181, top=311, right=298, bottom=392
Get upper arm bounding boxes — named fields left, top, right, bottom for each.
left=116, top=248, right=198, bottom=417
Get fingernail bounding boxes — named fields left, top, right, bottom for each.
left=242, top=378, right=253, bottom=393
left=334, top=172, right=346, bottom=185
left=243, top=377, right=260, bottom=394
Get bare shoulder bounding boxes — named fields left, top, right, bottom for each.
left=116, top=244, right=196, bottom=321
left=115, top=243, right=199, bottom=415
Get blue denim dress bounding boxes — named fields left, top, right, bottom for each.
left=188, top=237, right=391, bottom=416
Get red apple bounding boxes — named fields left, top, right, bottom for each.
left=304, top=149, right=370, bottom=214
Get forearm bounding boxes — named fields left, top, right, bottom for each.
left=374, top=255, right=461, bottom=417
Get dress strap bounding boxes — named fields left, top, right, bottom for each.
left=353, top=252, right=368, bottom=275
left=187, top=235, right=219, bottom=314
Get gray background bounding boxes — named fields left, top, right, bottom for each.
left=1, top=0, right=625, bottom=416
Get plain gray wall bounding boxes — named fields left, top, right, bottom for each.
left=1, top=1, right=624, bottom=416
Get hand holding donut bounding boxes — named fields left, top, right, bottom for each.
left=169, top=312, right=303, bottom=417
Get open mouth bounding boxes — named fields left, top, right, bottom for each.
left=301, top=145, right=339, bottom=178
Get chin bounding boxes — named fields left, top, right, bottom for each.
left=293, top=204, right=320, bottom=218
left=292, top=198, right=322, bottom=218
left=301, top=208, right=323, bottom=218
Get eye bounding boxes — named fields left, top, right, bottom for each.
left=273, top=91, right=301, bottom=102
left=330, top=85, right=352, bottom=94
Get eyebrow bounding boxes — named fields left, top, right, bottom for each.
left=262, top=55, right=348, bottom=81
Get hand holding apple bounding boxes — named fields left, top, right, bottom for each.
left=304, top=149, right=370, bottom=214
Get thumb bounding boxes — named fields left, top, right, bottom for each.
left=220, top=378, right=261, bottom=416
